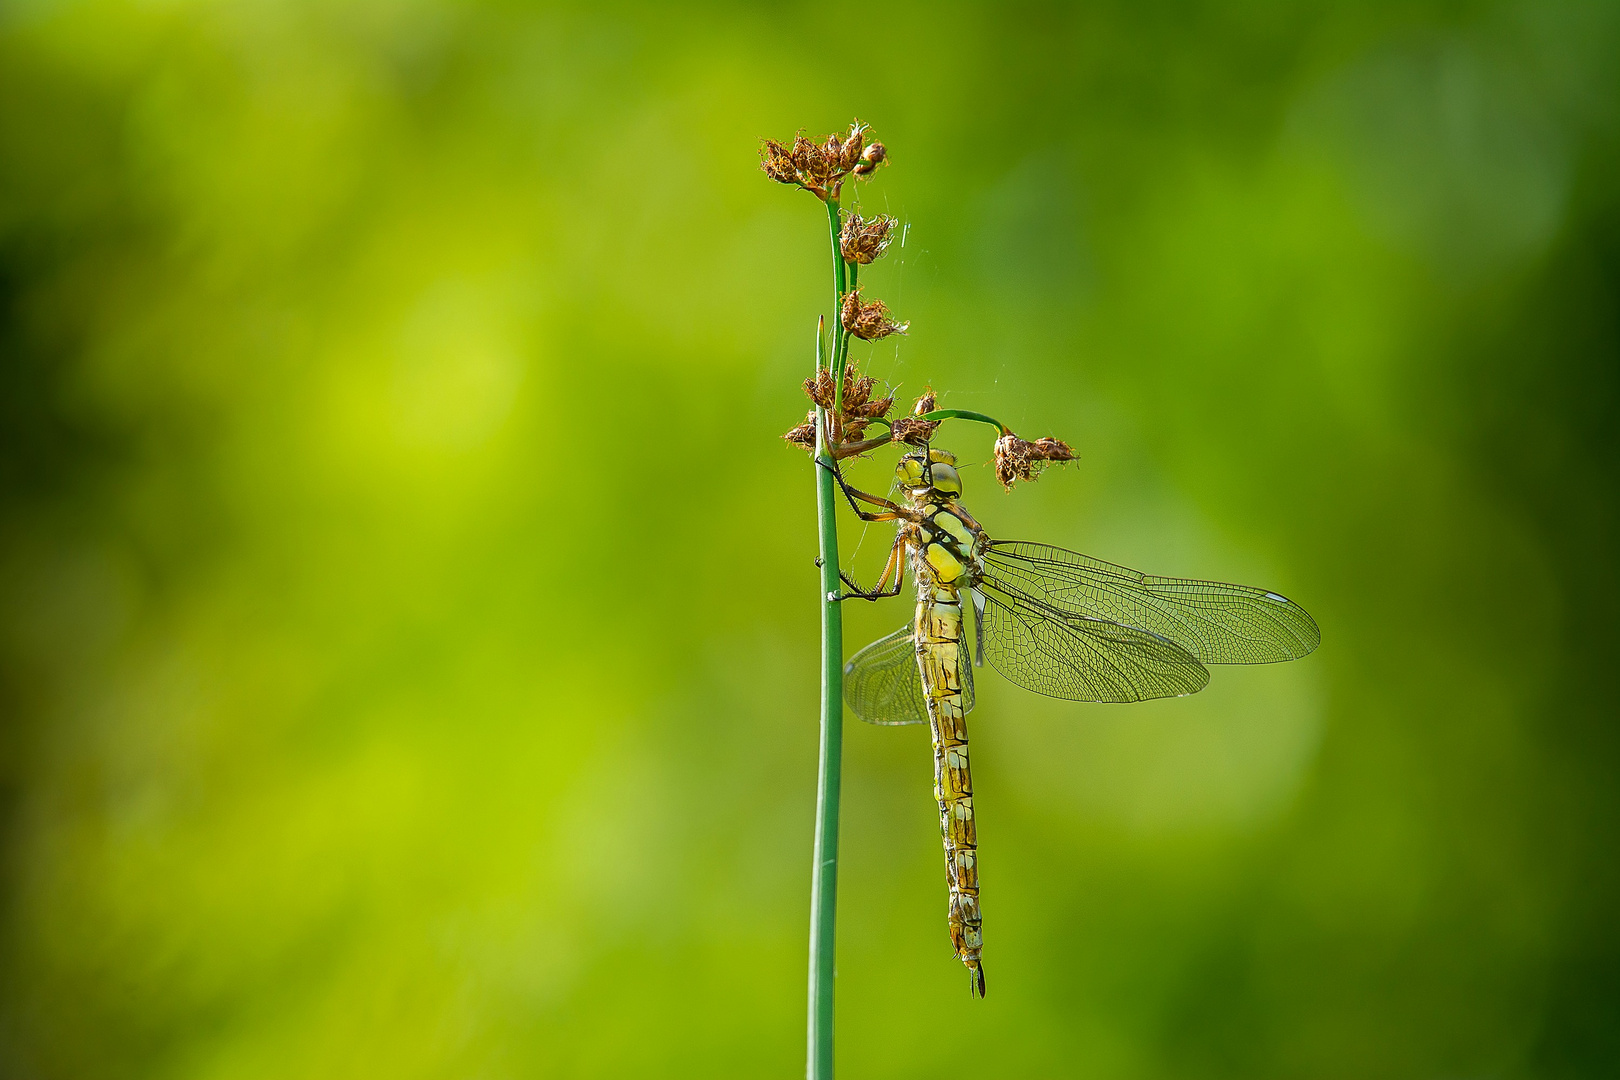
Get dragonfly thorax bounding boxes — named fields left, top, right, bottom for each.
left=912, top=502, right=983, bottom=587
left=896, top=452, right=983, bottom=587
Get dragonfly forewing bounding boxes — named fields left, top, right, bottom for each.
left=983, top=541, right=1320, bottom=664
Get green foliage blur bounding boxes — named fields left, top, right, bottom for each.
left=2, top=1, right=1617, bottom=1076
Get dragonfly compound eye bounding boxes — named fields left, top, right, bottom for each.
left=897, top=456, right=929, bottom=489
left=929, top=463, right=963, bottom=498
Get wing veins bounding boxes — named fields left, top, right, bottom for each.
left=978, top=575, right=1209, bottom=703
left=843, top=623, right=976, bottom=726
left=984, top=541, right=1320, bottom=664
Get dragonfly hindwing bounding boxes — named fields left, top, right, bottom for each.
left=844, top=625, right=977, bottom=726
left=975, top=581, right=1210, bottom=703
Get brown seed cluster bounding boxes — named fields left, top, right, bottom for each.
left=782, top=411, right=817, bottom=451
left=783, top=362, right=901, bottom=454
left=840, top=289, right=908, bottom=341
left=769, top=120, right=1076, bottom=481
left=889, top=390, right=942, bottom=445
left=839, top=368, right=897, bottom=421
left=993, top=434, right=1077, bottom=490
left=840, top=213, right=897, bottom=265
left=760, top=121, right=887, bottom=201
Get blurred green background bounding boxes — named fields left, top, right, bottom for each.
left=2, top=1, right=1617, bottom=1077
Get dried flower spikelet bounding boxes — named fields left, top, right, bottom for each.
left=846, top=380, right=894, bottom=419
left=840, top=213, right=897, bottom=265
left=803, top=369, right=836, bottom=409
left=761, top=121, right=880, bottom=199
left=788, top=134, right=815, bottom=173
left=1030, top=436, right=1076, bottom=462
left=839, top=122, right=868, bottom=171
left=783, top=409, right=818, bottom=453
left=889, top=389, right=940, bottom=443
left=993, top=433, right=1077, bottom=490
left=851, top=392, right=894, bottom=419
left=841, top=371, right=875, bottom=411
left=803, top=134, right=840, bottom=188
left=853, top=141, right=888, bottom=176
left=759, top=139, right=799, bottom=185
left=887, top=415, right=938, bottom=445
left=840, top=289, right=908, bottom=341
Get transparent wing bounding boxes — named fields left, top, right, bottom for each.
left=977, top=580, right=1210, bottom=703
left=843, top=624, right=976, bottom=726
left=983, top=541, right=1320, bottom=664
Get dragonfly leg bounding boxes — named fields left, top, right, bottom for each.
left=816, top=457, right=916, bottom=524
left=836, top=536, right=907, bottom=602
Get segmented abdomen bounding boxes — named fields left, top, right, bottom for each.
left=915, top=583, right=985, bottom=997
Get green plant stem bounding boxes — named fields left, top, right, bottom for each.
left=808, top=196, right=846, bottom=1080
left=920, top=408, right=1013, bottom=435
left=839, top=261, right=856, bottom=392
left=827, top=199, right=848, bottom=416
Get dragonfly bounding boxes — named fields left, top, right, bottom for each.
left=831, top=446, right=1320, bottom=997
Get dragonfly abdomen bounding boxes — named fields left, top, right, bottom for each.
left=914, top=582, right=986, bottom=997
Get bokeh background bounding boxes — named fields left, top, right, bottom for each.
left=2, top=1, right=1617, bottom=1077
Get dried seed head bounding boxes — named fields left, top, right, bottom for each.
left=849, top=392, right=895, bottom=420
left=840, top=289, right=908, bottom=341
left=889, top=415, right=940, bottom=445
left=890, top=389, right=940, bottom=444
left=761, top=121, right=884, bottom=199
left=784, top=410, right=818, bottom=453
left=840, top=212, right=897, bottom=265
left=841, top=371, right=875, bottom=410
left=993, top=433, right=1077, bottom=490
left=852, top=141, right=888, bottom=177
left=806, top=135, right=841, bottom=188
left=789, top=134, right=815, bottom=172
left=759, top=139, right=799, bottom=185
left=803, top=369, right=836, bottom=409
left=843, top=374, right=893, bottom=419
left=798, top=361, right=895, bottom=453
left=840, top=122, right=867, bottom=170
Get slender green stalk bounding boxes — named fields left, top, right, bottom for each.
left=808, top=196, right=847, bottom=1080
left=920, top=408, right=1012, bottom=435
left=827, top=197, right=847, bottom=313
left=844, top=257, right=858, bottom=370
left=839, top=266, right=856, bottom=402
left=827, top=198, right=852, bottom=416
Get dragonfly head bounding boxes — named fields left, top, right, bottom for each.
left=897, top=448, right=963, bottom=502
